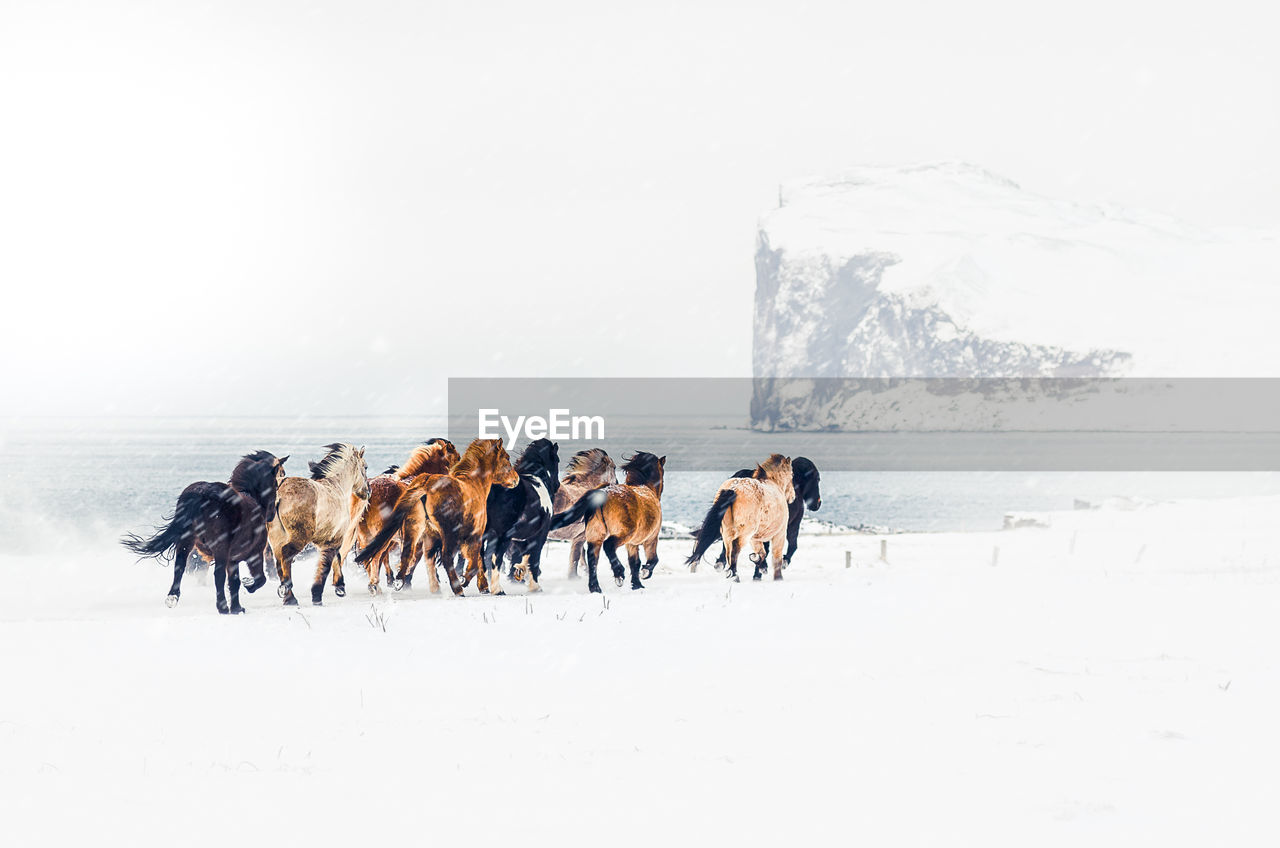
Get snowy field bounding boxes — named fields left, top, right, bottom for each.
left=3, top=495, right=1279, bottom=845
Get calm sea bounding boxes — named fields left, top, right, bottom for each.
left=2, top=416, right=1277, bottom=554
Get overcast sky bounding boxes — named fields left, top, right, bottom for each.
left=2, top=0, right=1277, bottom=416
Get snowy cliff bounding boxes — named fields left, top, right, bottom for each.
left=752, top=163, right=1279, bottom=428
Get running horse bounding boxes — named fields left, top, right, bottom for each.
left=269, top=443, right=371, bottom=605
left=355, top=438, right=460, bottom=594
left=686, top=453, right=794, bottom=581
left=354, top=438, right=518, bottom=596
left=121, top=450, right=289, bottom=614
left=705, top=456, right=823, bottom=574
left=470, top=437, right=559, bottom=594
left=548, top=452, right=665, bottom=593
left=547, top=448, right=617, bottom=578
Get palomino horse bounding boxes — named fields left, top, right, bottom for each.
left=710, top=456, right=822, bottom=574
left=471, top=437, right=559, bottom=594
left=548, top=452, right=665, bottom=593
left=269, top=443, right=371, bottom=605
left=122, top=451, right=288, bottom=614
left=547, top=448, right=617, bottom=578
left=356, top=438, right=460, bottom=594
left=355, top=438, right=518, bottom=596
left=686, top=453, right=794, bottom=581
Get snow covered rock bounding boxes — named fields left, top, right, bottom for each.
left=752, top=163, right=1279, bottom=428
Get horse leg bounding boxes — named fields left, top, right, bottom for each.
left=438, top=538, right=465, bottom=596
left=770, top=531, right=787, bottom=580
left=277, top=540, right=303, bottom=606
left=213, top=554, right=229, bottom=614
left=485, top=536, right=508, bottom=597
left=167, top=541, right=191, bottom=607
left=724, top=536, right=741, bottom=582
left=626, top=544, right=644, bottom=590
left=520, top=544, right=542, bottom=593
left=331, top=551, right=346, bottom=598
left=714, top=542, right=727, bottom=571
left=749, top=537, right=770, bottom=582
left=585, top=542, right=602, bottom=594
left=312, top=547, right=334, bottom=605
left=602, top=537, right=625, bottom=588
left=226, top=556, right=245, bottom=614
left=242, top=547, right=267, bottom=594
left=641, top=538, right=659, bottom=580
left=568, top=539, right=582, bottom=579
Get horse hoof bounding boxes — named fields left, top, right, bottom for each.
left=640, top=568, right=652, bottom=580
left=335, top=585, right=346, bottom=598
left=588, top=585, right=602, bottom=594
left=282, top=594, right=298, bottom=607
left=243, top=576, right=266, bottom=594
left=217, top=606, right=229, bottom=615
left=614, top=576, right=624, bottom=587
left=752, top=574, right=763, bottom=582
left=368, top=584, right=380, bottom=596
left=713, top=563, right=724, bottom=572
left=494, top=590, right=505, bottom=596
left=392, top=579, right=405, bottom=592
left=164, top=594, right=179, bottom=608
left=230, top=606, right=245, bottom=615
left=773, top=573, right=784, bottom=581
left=631, top=582, right=644, bottom=591
left=277, top=585, right=287, bottom=599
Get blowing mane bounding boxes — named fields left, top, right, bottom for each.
left=620, top=452, right=663, bottom=487
left=310, top=443, right=359, bottom=480
left=397, top=439, right=458, bottom=478
left=230, top=450, right=278, bottom=496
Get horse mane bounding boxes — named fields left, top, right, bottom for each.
left=452, top=438, right=501, bottom=477
left=310, top=443, right=359, bottom=480
left=564, top=448, right=614, bottom=483
left=620, top=452, right=663, bottom=487
left=397, top=439, right=458, bottom=478
left=515, top=438, right=557, bottom=475
left=755, top=453, right=791, bottom=483
left=229, top=450, right=278, bottom=499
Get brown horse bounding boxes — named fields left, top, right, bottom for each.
left=547, top=452, right=665, bottom=593
left=268, top=444, right=371, bottom=605
left=547, top=448, right=618, bottom=578
left=686, top=453, right=794, bottom=581
left=354, top=438, right=518, bottom=596
left=356, top=439, right=460, bottom=594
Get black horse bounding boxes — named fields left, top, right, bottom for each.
left=122, top=450, right=288, bottom=613
left=469, top=438, right=560, bottom=593
left=705, top=456, right=822, bottom=578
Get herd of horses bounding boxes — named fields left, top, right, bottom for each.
left=121, top=437, right=823, bottom=614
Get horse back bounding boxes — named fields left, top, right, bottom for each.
left=592, top=483, right=661, bottom=544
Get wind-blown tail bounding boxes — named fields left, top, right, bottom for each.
left=685, top=489, right=736, bottom=565
left=354, top=484, right=424, bottom=566
left=120, top=488, right=212, bottom=561
left=548, top=487, right=608, bottom=531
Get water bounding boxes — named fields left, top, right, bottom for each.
left=3, top=416, right=1278, bottom=554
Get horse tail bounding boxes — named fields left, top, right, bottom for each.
left=685, top=489, right=737, bottom=565
left=120, top=486, right=217, bottom=561
left=354, top=484, right=423, bottom=567
left=548, top=486, right=609, bottom=531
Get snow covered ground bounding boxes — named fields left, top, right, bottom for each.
left=4, top=496, right=1279, bottom=845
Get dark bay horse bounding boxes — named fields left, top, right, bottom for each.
left=548, top=452, right=665, bottom=593
left=121, top=451, right=288, bottom=614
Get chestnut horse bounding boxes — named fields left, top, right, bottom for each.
left=547, top=452, right=665, bottom=593
left=547, top=448, right=618, bottom=578
left=269, top=444, right=371, bottom=606
left=356, top=438, right=460, bottom=594
left=122, top=451, right=288, bottom=614
left=354, top=438, right=518, bottom=596
left=686, top=453, right=794, bottom=581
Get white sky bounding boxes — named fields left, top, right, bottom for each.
left=2, top=0, right=1277, bottom=415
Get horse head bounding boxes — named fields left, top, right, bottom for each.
left=792, top=456, right=821, bottom=511
left=621, top=452, right=666, bottom=497
left=310, top=443, right=370, bottom=500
